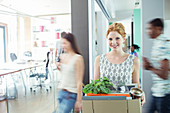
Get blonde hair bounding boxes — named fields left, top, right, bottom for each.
left=106, top=23, right=126, bottom=39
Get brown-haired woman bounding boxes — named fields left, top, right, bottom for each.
left=56, top=32, right=84, bottom=113
left=94, top=23, right=145, bottom=105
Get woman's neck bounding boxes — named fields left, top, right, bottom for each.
left=66, top=50, right=75, bottom=55
left=110, top=49, right=125, bottom=57
left=107, top=50, right=128, bottom=64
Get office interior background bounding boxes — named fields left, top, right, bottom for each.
left=0, top=0, right=170, bottom=113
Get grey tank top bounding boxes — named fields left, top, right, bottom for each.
left=100, top=54, right=135, bottom=86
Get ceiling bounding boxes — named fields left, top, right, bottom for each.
left=95, top=0, right=138, bottom=21
left=0, top=0, right=137, bottom=20
left=109, top=0, right=136, bottom=11
left=0, top=0, right=71, bottom=16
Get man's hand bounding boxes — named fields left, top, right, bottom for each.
left=143, top=57, right=153, bottom=70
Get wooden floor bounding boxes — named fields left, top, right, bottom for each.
left=0, top=78, right=59, bottom=113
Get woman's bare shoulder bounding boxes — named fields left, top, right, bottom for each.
left=76, top=54, right=84, bottom=61
left=133, top=56, right=140, bottom=65
left=125, top=53, right=130, bottom=57
left=96, top=55, right=100, bottom=59
left=95, top=55, right=101, bottom=63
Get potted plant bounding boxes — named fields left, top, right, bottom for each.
left=83, top=77, right=130, bottom=97
left=83, top=77, right=114, bottom=96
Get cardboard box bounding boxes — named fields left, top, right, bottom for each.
left=82, top=99, right=141, bottom=113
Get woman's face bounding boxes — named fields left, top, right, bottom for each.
left=107, top=31, right=125, bottom=51
left=131, top=46, right=134, bottom=52
left=61, top=38, right=72, bottom=53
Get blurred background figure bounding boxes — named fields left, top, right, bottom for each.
left=56, top=32, right=84, bottom=113
left=55, top=32, right=66, bottom=62
left=143, top=18, right=170, bottom=113
left=130, top=44, right=140, bottom=57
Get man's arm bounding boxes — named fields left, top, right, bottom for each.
left=150, top=59, right=169, bottom=80
left=143, top=57, right=169, bottom=80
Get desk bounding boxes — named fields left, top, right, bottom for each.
left=0, top=69, right=21, bottom=113
left=0, top=62, right=50, bottom=113
left=0, top=62, right=44, bottom=71
left=0, top=62, right=46, bottom=113
left=0, top=69, right=21, bottom=76
left=0, top=69, right=21, bottom=99
left=0, top=62, right=45, bottom=96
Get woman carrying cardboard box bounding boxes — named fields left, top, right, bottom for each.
left=94, top=23, right=145, bottom=105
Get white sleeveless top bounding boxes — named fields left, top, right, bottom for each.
left=59, top=54, right=79, bottom=93
left=100, top=54, right=135, bottom=86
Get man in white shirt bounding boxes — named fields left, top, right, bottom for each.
left=143, top=18, right=170, bottom=113
left=55, top=32, right=66, bottom=62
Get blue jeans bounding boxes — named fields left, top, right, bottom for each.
left=162, top=94, right=170, bottom=113
left=149, top=94, right=170, bottom=113
left=57, top=89, right=77, bottom=113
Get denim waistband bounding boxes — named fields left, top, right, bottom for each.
left=62, top=89, right=77, bottom=95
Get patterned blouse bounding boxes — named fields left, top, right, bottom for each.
left=100, top=54, right=135, bottom=86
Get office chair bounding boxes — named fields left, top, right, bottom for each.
left=29, top=67, right=51, bottom=92
left=10, top=53, right=17, bottom=62
left=29, top=52, right=52, bottom=92
left=24, top=51, right=32, bottom=57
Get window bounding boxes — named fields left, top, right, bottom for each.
left=0, top=24, right=7, bottom=63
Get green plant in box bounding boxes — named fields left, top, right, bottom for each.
left=83, top=77, right=114, bottom=94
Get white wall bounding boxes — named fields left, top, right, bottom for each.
left=89, top=1, right=108, bottom=81
left=164, top=20, right=170, bottom=38
left=164, top=0, right=170, bottom=20
left=89, top=0, right=95, bottom=81
left=0, top=7, right=18, bottom=62
left=95, top=11, right=109, bottom=56
left=31, top=15, right=71, bottom=61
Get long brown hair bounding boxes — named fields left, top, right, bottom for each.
left=61, top=32, right=81, bottom=55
